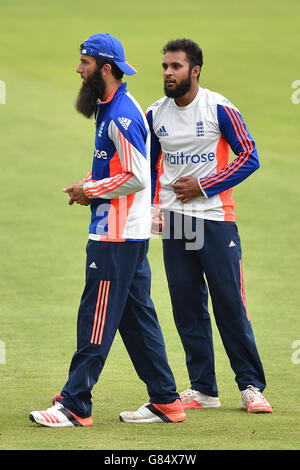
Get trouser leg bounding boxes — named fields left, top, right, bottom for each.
left=61, top=241, right=143, bottom=417
left=201, top=220, right=266, bottom=392
left=119, top=252, right=179, bottom=404
left=162, top=211, right=218, bottom=396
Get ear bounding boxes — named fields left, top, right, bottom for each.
left=100, top=63, right=112, bottom=77
left=192, top=65, right=201, bottom=79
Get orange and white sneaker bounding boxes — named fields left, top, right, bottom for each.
left=29, top=403, right=93, bottom=427
left=180, top=388, right=221, bottom=409
left=119, top=399, right=186, bottom=423
left=241, top=385, right=272, bottom=413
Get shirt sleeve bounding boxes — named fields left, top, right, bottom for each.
left=199, top=105, right=260, bottom=197
left=146, top=109, right=162, bottom=205
left=82, top=119, right=148, bottom=200
left=80, top=171, right=92, bottom=183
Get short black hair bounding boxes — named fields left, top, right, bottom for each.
left=162, top=38, right=203, bottom=76
left=79, top=43, right=124, bottom=80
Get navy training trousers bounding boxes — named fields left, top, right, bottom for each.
left=61, top=239, right=179, bottom=417
left=162, top=211, right=266, bottom=396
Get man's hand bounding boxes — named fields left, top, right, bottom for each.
left=151, top=206, right=165, bottom=235
left=63, top=182, right=91, bottom=206
left=172, top=176, right=203, bottom=203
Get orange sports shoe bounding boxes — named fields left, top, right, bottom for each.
left=119, top=398, right=186, bottom=423
left=241, top=385, right=272, bottom=413
left=29, top=403, right=93, bottom=427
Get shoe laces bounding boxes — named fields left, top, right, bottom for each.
left=180, top=388, right=194, bottom=398
left=242, top=385, right=264, bottom=403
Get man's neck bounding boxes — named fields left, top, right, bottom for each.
left=101, top=79, right=123, bottom=102
left=174, top=83, right=199, bottom=107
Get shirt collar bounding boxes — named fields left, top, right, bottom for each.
left=97, top=82, right=127, bottom=106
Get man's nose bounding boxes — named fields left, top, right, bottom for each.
left=164, top=67, right=172, bottom=77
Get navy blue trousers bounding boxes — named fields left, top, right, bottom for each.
left=162, top=211, right=266, bottom=396
left=61, top=240, right=179, bottom=417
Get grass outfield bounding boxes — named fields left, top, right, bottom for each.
left=0, top=0, right=299, bottom=451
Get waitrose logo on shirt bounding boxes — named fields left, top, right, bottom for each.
left=164, top=151, right=215, bottom=165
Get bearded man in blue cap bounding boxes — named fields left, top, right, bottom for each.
left=29, top=34, right=186, bottom=427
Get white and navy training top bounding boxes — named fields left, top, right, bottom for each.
left=146, top=86, right=260, bottom=221
left=82, top=83, right=152, bottom=241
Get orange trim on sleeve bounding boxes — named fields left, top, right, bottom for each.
left=153, top=151, right=163, bottom=206
left=216, top=134, right=236, bottom=222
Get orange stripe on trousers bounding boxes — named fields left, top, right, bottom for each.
left=239, top=260, right=250, bottom=321
left=91, top=280, right=103, bottom=343
left=90, top=280, right=110, bottom=345
left=98, top=281, right=110, bottom=345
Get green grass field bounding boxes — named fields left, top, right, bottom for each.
left=0, top=0, right=299, bottom=452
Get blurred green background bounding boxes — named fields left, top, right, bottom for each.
left=0, top=0, right=299, bottom=451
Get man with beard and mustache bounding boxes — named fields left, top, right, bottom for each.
left=29, top=33, right=186, bottom=428
left=147, top=38, right=272, bottom=414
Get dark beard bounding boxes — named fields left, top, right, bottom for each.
left=164, top=75, right=192, bottom=99
left=75, top=68, right=106, bottom=118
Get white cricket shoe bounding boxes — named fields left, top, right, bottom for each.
left=29, top=403, right=93, bottom=427
left=120, top=399, right=186, bottom=423
left=241, top=385, right=272, bottom=413
left=180, top=388, right=221, bottom=409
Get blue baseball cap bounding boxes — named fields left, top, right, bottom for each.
left=81, top=33, right=137, bottom=75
